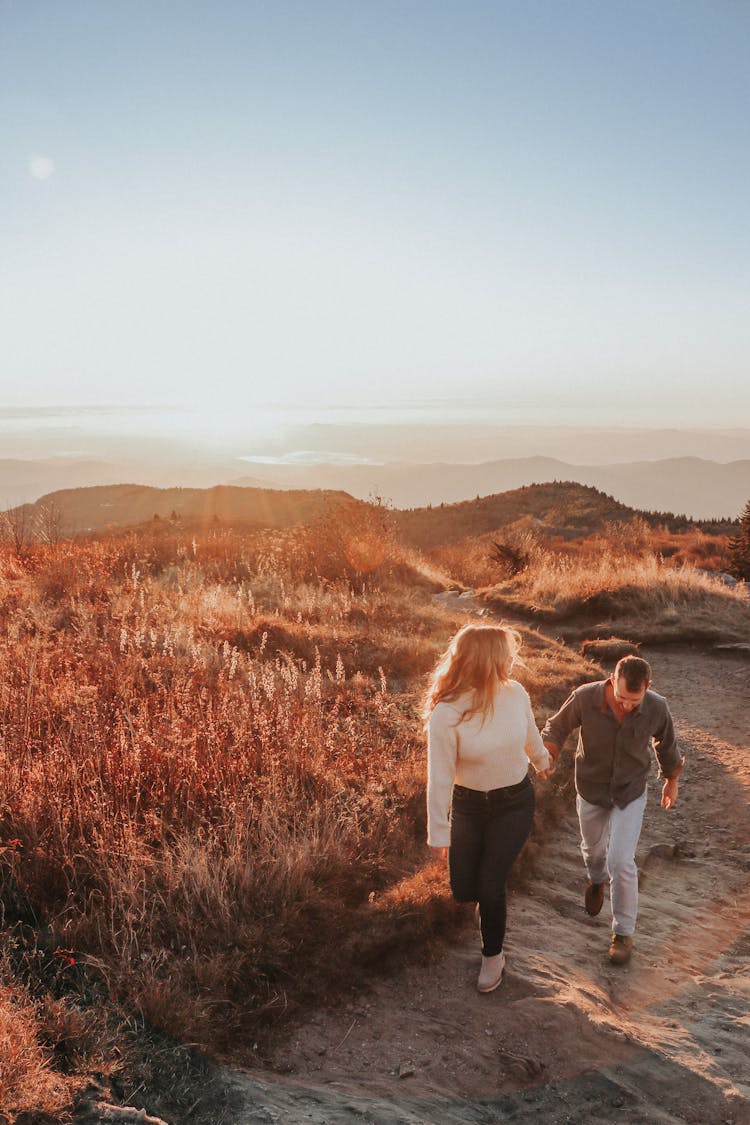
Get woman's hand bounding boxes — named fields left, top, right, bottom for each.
left=430, top=845, right=448, bottom=861
left=536, top=755, right=556, bottom=780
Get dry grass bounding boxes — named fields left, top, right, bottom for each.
left=428, top=516, right=734, bottom=593
left=0, top=508, right=602, bottom=1119
left=0, top=973, right=71, bottom=1117
left=1, top=540, right=423, bottom=1016
left=19, top=481, right=717, bottom=1125
left=482, top=549, right=750, bottom=645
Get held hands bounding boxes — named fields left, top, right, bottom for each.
left=538, top=741, right=559, bottom=780
left=661, top=777, right=679, bottom=810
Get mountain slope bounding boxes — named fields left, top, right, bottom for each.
left=17, top=483, right=353, bottom=533
left=393, top=482, right=665, bottom=550
left=7, top=480, right=734, bottom=548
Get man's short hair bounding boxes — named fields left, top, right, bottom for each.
left=614, top=655, right=651, bottom=691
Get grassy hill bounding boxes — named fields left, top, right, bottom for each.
left=7, top=479, right=737, bottom=543
left=392, top=481, right=640, bottom=550
left=12, top=482, right=355, bottom=534
left=391, top=484, right=746, bottom=647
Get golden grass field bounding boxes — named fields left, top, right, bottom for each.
left=0, top=491, right=746, bottom=1122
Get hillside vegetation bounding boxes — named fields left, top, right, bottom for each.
left=483, top=549, right=750, bottom=644
left=394, top=481, right=637, bottom=549
left=8, top=479, right=739, bottom=545
left=8, top=483, right=354, bottom=538
left=0, top=503, right=602, bottom=1122
left=0, top=483, right=746, bottom=1120
left=404, top=485, right=743, bottom=645
left=394, top=481, right=735, bottom=552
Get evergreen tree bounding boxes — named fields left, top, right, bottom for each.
left=729, top=499, right=750, bottom=580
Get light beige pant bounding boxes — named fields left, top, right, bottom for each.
left=576, top=790, right=647, bottom=937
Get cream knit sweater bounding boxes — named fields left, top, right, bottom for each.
left=427, top=680, right=550, bottom=848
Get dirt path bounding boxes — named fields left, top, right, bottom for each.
left=226, top=647, right=750, bottom=1124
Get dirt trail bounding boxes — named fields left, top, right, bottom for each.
left=226, top=647, right=750, bottom=1124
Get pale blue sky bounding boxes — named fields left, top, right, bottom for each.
left=1, top=0, right=749, bottom=432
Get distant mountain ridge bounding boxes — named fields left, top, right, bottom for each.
left=230, top=455, right=750, bottom=520
left=0, top=457, right=268, bottom=507
left=2, top=453, right=748, bottom=521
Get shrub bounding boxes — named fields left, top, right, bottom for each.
left=729, top=499, right=750, bottom=581
left=580, top=637, right=640, bottom=663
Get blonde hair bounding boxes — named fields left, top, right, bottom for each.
left=423, top=623, right=522, bottom=727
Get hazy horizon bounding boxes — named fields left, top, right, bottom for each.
left=2, top=405, right=750, bottom=467
left=2, top=406, right=748, bottom=519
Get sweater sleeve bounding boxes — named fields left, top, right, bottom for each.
left=523, top=688, right=551, bottom=772
left=426, top=704, right=458, bottom=848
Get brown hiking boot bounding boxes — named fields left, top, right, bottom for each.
left=609, top=933, right=633, bottom=965
left=585, top=881, right=605, bottom=916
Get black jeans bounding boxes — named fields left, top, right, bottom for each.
left=448, top=777, right=535, bottom=957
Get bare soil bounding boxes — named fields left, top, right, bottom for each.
left=224, top=646, right=750, bottom=1124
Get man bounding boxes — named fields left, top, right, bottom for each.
left=542, top=655, right=683, bottom=965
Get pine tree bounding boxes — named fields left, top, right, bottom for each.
left=729, top=499, right=750, bottom=580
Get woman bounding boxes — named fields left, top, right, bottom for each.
left=425, top=623, right=551, bottom=993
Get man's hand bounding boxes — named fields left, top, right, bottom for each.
left=430, top=846, right=448, bottom=861
left=543, top=741, right=560, bottom=763
left=661, top=777, right=679, bottom=809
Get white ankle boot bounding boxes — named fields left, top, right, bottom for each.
left=477, top=951, right=506, bottom=993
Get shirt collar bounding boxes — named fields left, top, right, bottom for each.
left=597, top=681, right=609, bottom=713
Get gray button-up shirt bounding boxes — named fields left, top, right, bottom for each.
left=541, top=680, right=682, bottom=809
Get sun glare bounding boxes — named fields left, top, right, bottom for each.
left=29, top=155, right=55, bottom=180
